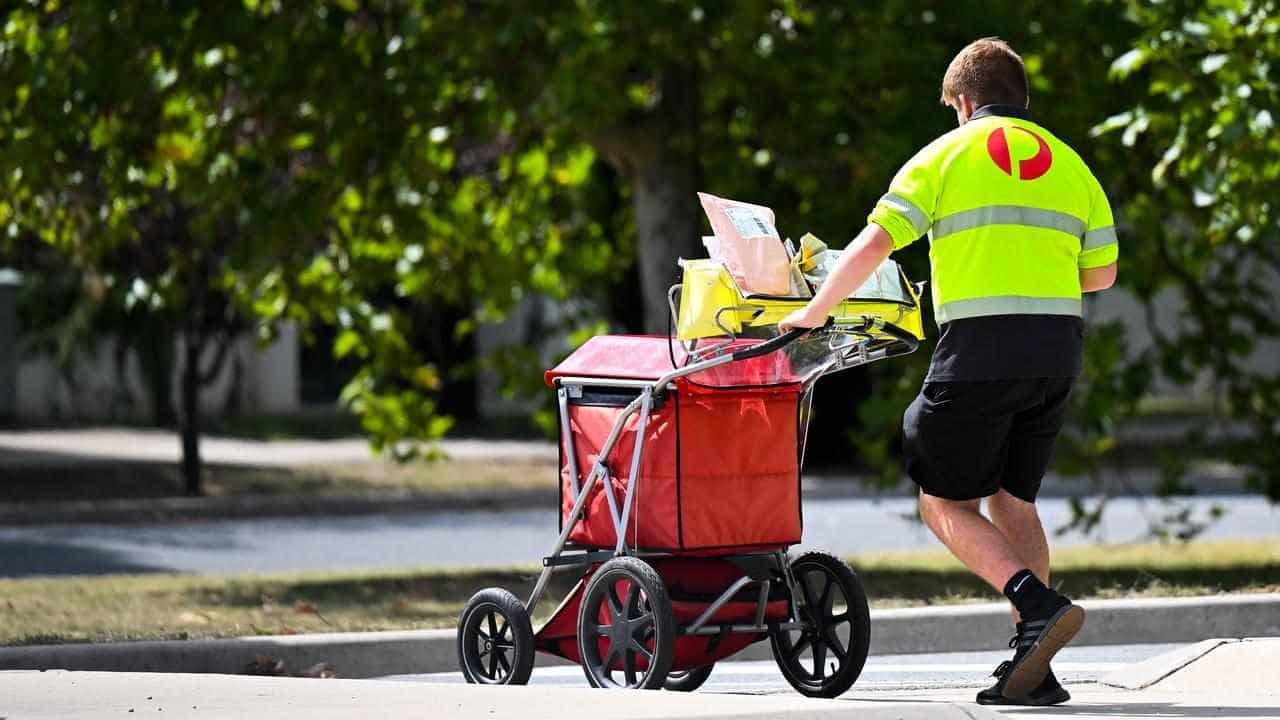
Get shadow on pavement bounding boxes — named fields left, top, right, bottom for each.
left=0, top=539, right=172, bottom=576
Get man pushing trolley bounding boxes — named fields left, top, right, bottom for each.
left=780, top=38, right=1119, bottom=706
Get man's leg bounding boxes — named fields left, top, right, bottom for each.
left=906, top=379, right=1083, bottom=700
left=978, top=490, right=1071, bottom=706
left=988, top=489, right=1050, bottom=623
left=917, top=492, right=1029, bottom=592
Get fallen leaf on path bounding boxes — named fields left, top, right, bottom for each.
left=244, top=656, right=287, bottom=676
left=299, top=662, right=337, bottom=679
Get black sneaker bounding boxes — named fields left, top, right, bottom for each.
left=999, top=603, right=1085, bottom=699
left=977, top=657, right=1071, bottom=706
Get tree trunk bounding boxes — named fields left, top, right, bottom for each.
left=595, top=64, right=704, bottom=332
left=632, top=156, right=702, bottom=332
left=138, top=322, right=177, bottom=427
left=180, top=334, right=202, bottom=496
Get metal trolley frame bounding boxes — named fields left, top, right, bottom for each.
left=456, top=279, right=921, bottom=696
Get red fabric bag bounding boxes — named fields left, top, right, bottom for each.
left=547, top=335, right=802, bottom=552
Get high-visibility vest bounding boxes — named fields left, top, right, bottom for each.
left=868, top=106, right=1118, bottom=325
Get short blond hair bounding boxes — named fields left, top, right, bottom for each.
left=940, top=38, right=1028, bottom=108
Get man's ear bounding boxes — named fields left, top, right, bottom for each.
left=957, top=94, right=975, bottom=123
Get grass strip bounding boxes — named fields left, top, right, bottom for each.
left=1, top=540, right=1276, bottom=647
left=204, top=460, right=557, bottom=497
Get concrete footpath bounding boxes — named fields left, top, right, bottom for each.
left=2, top=593, right=1276, bottom=678
left=0, top=671, right=994, bottom=719
left=855, top=637, right=1280, bottom=719
left=3, top=638, right=1277, bottom=719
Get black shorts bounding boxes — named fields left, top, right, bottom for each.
left=902, top=377, right=1074, bottom=502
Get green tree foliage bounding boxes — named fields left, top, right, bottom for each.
left=1087, top=0, right=1280, bottom=501
left=3, top=1, right=1272, bottom=513
left=0, top=1, right=619, bottom=483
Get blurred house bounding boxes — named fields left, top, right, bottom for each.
left=1089, top=274, right=1280, bottom=399
left=0, top=269, right=19, bottom=423
left=0, top=268, right=301, bottom=424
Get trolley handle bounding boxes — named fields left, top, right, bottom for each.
left=873, top=317, right=921, bottom=355
left=731, top=318, right=834, bottom=362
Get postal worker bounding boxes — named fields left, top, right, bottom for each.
left=780, top=37, right=1119, bottom=706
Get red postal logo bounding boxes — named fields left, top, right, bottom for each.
left=986, top=126, right=1052, bottom=180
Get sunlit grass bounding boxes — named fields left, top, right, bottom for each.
left=203, top=460, right=558, bottom=497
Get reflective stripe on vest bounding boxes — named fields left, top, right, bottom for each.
left=931, top=205, right=1086, bottom=242
left=880, top=193, right=931, bottom=236
left=935, top=295, right=1083, bottom=324
left=1082, top=225, right=1118, bottom=251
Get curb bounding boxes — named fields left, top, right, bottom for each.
left=733, top=592, right=1280, bottom=661
left=3, top=593, right=1276, bottom=678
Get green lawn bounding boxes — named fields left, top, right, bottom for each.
left=203, top=459, right=557, bottom=498
left=2, top=540, right=1277, bottom=647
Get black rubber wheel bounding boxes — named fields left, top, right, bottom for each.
left=577, top=556, right=675, bottom=689
left=663, top=663, right=714, bottom=692
left=457, top=588, right=535, bottom=685
left=770, top=551, right=871, bottom=698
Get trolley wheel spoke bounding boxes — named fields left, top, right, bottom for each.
left=495, top=649, right=512, bottom=674
left=627, top=582, right=642, bottom=615
left=623, top=649, right=637, bottom=686
left=818, top=577, right=834, bottom=617
left=630, top=612, right=653, bottom=637
left=600, top=643, right=620, bottom=675
left=629, top=638, right=653, bottom=661
left=812, top=636, right=827, bottom=678
left=487, top=644, right=500, bottom=677
left=822, top=628, right=848, bottom=661
left=606, top=584, right=625, bottom=620
left=497, top=619, right=509, bottom=641
left=787, top=634, right=812, bottom=661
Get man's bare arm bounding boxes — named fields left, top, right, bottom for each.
left=778, top=224, right=894, bottom=331
left=1080, top=261, right=1117, bottom=293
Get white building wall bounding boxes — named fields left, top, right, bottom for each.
left=13, top=324, right=300, bottom=423
left=1087, top=271, right=1280, bottom=399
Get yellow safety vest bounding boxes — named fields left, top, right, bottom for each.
left=867, top=105, right=1118, bottom=325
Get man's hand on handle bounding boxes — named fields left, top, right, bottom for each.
left=778, top=306, right=827, bottom=333
left=778, top=223, right=895, bottom=333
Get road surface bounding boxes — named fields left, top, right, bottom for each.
left=3, top=495, right=1276, bottom=577
left=2, top=495, right=1276, bottom=576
